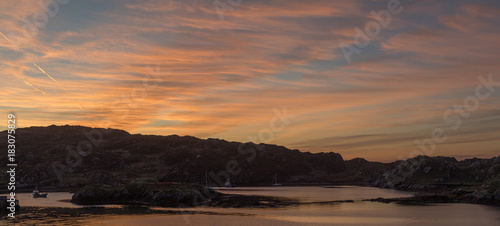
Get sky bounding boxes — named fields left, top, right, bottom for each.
left=0, top=0, right=499, bottom=162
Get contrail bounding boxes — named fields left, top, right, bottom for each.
left=34, top=63, right=70, bottom=93
left=33, top=63, right=85, bottom=111
left=1, top=32, right=84, bottom=110
left=1, top=32, right=84, bottom=111
left=9, top=64, right=47, bottom=96
left=0, top=33, right=46, bottom=96
left=24, top=81, right=46, bottom=95
left=0, top=31, right=11, bottom=42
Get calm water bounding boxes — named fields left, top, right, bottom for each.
left=6, top=186, right=500, bottom=225
left=212, top=185, right=415, bottom=202
left=1, top=192, right=120, bottom=208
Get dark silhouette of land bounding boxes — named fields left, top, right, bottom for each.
left=0, top=125, right=499, bottom=207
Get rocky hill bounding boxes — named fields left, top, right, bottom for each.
left=0, top=125, right=346, bottom=189
left=1, top=125, right=498, bottom=205
left=376, top=155, right=500, bottom=205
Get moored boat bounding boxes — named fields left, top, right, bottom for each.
left=272, top=173, right=282, bottom=186
left=32, top=185, right=48, bottom=198
left=225, top=178, right=234, bottom=188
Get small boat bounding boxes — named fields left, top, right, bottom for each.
left=272, top=173, right=282, bottom=186
left=205, top=171, right=209, bottom=187
left=224, top=178, right=234, bottom=188
left=32, top=185, right=48, bottom=198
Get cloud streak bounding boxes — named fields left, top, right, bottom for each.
left=0, top=0, right=498, bottom=161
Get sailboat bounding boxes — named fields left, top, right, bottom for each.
left=224, top=177, right=234, bottom=188
left=204, top=171, right=214, bottom=188
left=272, top=173, right=282, bottom=186
left=205, top=171, right=209, bottom=187
left=32, top=185, right=48, bottom=198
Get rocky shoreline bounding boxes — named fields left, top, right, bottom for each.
left=374, top=155, right=500, bottom=206
left=365, top=190, right=500, bottom=206
left=1, top=126, right=499, bottom=209
left=3, top=184, right=500, bottom=225
left=70, top=182, right=298, bottom=208
left=70, top=180, right=500, bottom=209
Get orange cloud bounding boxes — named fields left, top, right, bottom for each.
left=0, top=0, right=498, bottom=161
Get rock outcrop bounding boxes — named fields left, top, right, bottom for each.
left=375, top=155, right=500, bottom=205
left=0, top=125, right=346, bottom=189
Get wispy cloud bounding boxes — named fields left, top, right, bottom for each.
left=0, top=0, right=498, bottom=161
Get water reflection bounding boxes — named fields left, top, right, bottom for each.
left=215, top=185, right=415, bottom=202
left=6, top=186, right=500, bottom=225
left=93, top=202, right=500, bottom=226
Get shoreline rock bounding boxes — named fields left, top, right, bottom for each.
left=71, top=182, right=297, bottom=208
